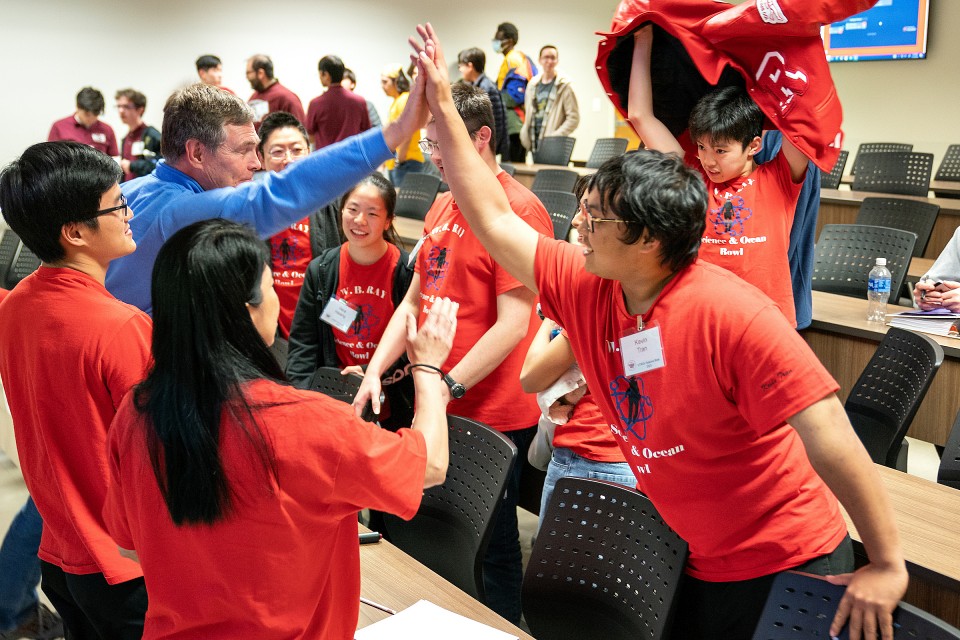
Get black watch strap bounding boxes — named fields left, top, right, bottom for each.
left=409, top=363, right=465, bottom=399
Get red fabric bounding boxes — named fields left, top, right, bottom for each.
left=695, top=150, right=801, bottom=326
left=415, top=172, right=551, bottom=431
left=249, top=81, right=306, bottom=125
left=306, top=86, right=371, bottom=149
left=534, top=239, right=847, bottom=581
left=595, top=0, right=878, bottom=171
left=121, top=124, right=147, bottom=182
left=333, top=243, right=400, bottom=367
left=48, top=115, right=119, bottom=156
left=103, top=380, right=427, bottom=640
left=0, top=268, right=150, bottom=583
left=553, top=389, right=627, bottom=463
left=269, top=217, right=313, bottom=338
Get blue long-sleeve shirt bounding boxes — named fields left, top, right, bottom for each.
left=108, top=128, right=391, bottom=313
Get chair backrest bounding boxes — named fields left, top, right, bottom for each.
left=531, top=168, right=579, bottom=193
left=382, top=415, right=517, bottom=599
left=820, top=149, right=849, bottom=189
left=812, top=224, right=916, bottom=300
left=845, top=327, right=943, bottom=468
left=586, top=137, right=629, bottom=169
left=533, top=136, right=576, bottom=166
left=935, top=144, right=960, bottom=182
left=5, top=241, right=41, bottom=290
left=533, top=189, right=579, bottom=241
left=308, top=366, right=375, bottom=422
left=752, top=571, right=960, bottom=639
left=523, top=477, right=687, bottom=640
left=499, top=163, right=517, bottom=177
left=855, top=197, right=941, bottom=258
left=0, top=230, right=21, bottom=290
left=938, top=407, right=960, bottom=490
left=394, top=173, right=441, bottom=221
left=851, top=151, right=934, bottom=197
left=852, top=142, right=914, bottom=175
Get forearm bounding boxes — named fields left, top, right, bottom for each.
left=411, top=369, right=450, bottom=487
left=626, top=26, right=683, bottom=156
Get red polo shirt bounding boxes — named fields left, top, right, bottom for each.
left=48, top=115, right=119, bottom=156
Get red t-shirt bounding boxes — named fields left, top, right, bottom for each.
left=0, top=268, right=150, bottom=583
left=48, top=115, right=119, bottom=156
left=333, top=243, right=400, bottom=367
left=535, top=238, right=847, bottom=582
left=270, top=217, right=313, bottom=338
left=695, top=150, right=802, bottom=327
left=103, top=380, right=426, bottom=640
left=415, top=172, right=551, bottom=431
left=306, top=86, right=371, bottom=149
left=249, top=81, right=306, bottom=126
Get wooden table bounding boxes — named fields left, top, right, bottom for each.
left=393, top=215, right=424, bottom=251
left=803, top=290, right=960, bottom=445
left=840, top=465, right=960, bottom=627
left=511, top=163, right=596, bottom=190
left=358, top=526, right=533, bottom=638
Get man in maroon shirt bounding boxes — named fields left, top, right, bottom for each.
left=246, top=54, right=305, bottom=128
left=305, top=55, right=371, bottom=149
left=115, top=89, right=160, bottom=182
left=47, top=87, right=119, bottom=157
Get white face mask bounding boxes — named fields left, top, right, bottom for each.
left=492, top=40, right=503, bottom=54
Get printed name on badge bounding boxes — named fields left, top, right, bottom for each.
left=619, top=325, right=666, bottom=376
left=320, top=297, right=359, bottom=333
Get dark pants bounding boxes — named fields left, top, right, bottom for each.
left=482, top=425, right=536, bottom=625
left=672, top=535, right=854, bottom=640
left=40, top=561, right=147, bottom=640
left=507, top=134, right=526, bottom=164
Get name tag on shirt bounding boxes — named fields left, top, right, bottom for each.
left=131, top=141, right=145, bottom=156
left=619, top=325, right=666, bottom=376
left=249, top=99, right=269, bottom=123
left=320, top=297, right=359, bottom=333
left=408, top=235, right=428, bottom=267
left=91, top=133, right=107, bottom=144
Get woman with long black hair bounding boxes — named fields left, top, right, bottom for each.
left=103, top=219, right=457, bottom=639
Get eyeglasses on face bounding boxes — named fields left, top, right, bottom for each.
left=579, top=198, right=636, bottom=233
left=418, top=138, right=439, bottom=155
left=95, top=194, right=129, bottom=218
left=267, top=146, right=309, bottom=161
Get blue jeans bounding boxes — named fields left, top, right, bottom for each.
left=0, top=497, right=42, bottom=631
left=389, top=160, right=426, bottom=188
left=538, top=447, right=637, bottom=528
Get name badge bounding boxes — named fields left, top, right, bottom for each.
left=408, top=234, right=428, bottom=267
left=320, top=297, right=359, bottom=333
left=91, top=133, right=107, bottom=144
left=249, top=99, right=269, bottom=122
left=619, top=324, right=666, bottom=376
left=131, top=141, right=145, bottom=156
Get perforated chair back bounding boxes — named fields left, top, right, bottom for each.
left=845, top=327, right=943, bottom=469
left=852, top=142, right=914, bottom=175
left=394, top=173, right=441, bottom=221
left=934, top=144, right=960, bottom=198
left=531, top=168, right=579, bottom=193
left=752, top=571, right=960, bottom=639
left=499, top=163, right=517, bottom=177
left=586, top=137, right=629, bottom=169
left=523, top=477, right=687, bottom=640
left=855, top=197, right=940, bottom=258
left=308, top=367, right=375, bottom=422
left=937, top=408, right=960, bottom=490
left=820, top=149, right=849, bottom=189
left=534, top=189, right=579, bottom=240
left=0, top=230, right=21, bottom=290
left=851, top=151, right=934, bottom=197
left=811, top=224, right=916, bottom=300
left=382, top=415, right=517, bottom=599
left=533, top=136, right=576, bottom=166
left=5, top=241, right=41, bottom=289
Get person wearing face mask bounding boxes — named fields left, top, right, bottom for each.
left=493, top=22, right=536, bottom=164
left=519, top=45, right=580, bottom=159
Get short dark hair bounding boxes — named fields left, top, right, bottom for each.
left=257, top=111, right=308, bottom=155
left=195, top=54, right=222, bottom=72
left=458, top=48, right=485, bottom=74
left=249, top=54, right=274, bottom=80
left=539, top=44, right=558, bottom=58
left=343, top=68, right=357, bottom=85
left=450, top=82, right=495, bottom=140
left=588, top=150, right=707, bottom=272
left=0, top=142, right=122, bottom=263
left=115, top=88, right=147, bottom=111
left=496, top=22, right=519, bottom=42
left=688, top=85, right=763, bottom=149
left=394, top=69, right=411, bottom=94
left=161, top=83, right=254, bottom=164
left=76, top=87, right=105, bottom=115
left=318, top=55, right=345, bottom=83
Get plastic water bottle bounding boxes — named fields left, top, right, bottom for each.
left=867, top=257, right=892, bottom=322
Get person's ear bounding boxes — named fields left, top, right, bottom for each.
left=183, top=139, right=206, bottom=169
left=746, top=135, right=763, bottom=158
left=474, top=125, right=493, bottom=149
left=60, top=221, right=90, bottom=249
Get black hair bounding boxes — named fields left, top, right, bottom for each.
left=256, top=111, right=309, bottom=155
left=343, top=68, right=357, bottom=85
left=340, top=173, right=400, bottom=245
left=318, top=55, right=345, bottom=83
left=0, top=142, right=121, bottom=263
left=394, top=69, right=411, bottom=93
left=496, top=22, right=519, bottom=43
left=161, top=83, right=253, bottom=164
left=450, top=82, right=495, bottom=142
left=135, top=219, right=284, bottom=525
left=587, top=150, right=707, bottom=272
left=115, top=88, right=147, bottom=111
left=249, top=54, right=274, bottom=81
left=688, top=85, right=763, bottom=149
left=195, top=54, right=222, bottom=72
left=76, top=87, right=105, bottom=115
left=458, top=47, right=486, bottom=74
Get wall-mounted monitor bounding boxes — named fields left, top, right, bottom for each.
left=822, top=0, right=930, bottom=62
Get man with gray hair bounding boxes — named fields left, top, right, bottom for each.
left=106, top=82, right=427, bottom=313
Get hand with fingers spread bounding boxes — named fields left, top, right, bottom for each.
left=406, top=296, right=458, bottom=371
left=825, top=562, right=908, bottom=639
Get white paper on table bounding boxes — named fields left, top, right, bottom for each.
left=354, top=599, right=518, bottom=640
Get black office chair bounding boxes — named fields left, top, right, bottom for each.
left=934, top=144, right=960, bottom=199
left=499, top=163, right=517, bottom=177
left=855, top=197, right=940, bottom=258
left=753, top=571, right=960, bottom=639
left=0, top=230, right=21, bottom=290
left=308, top=366, right=377, bottom=422
left=269, top=335, right=288, bottom=370
left=811, top=224, right=916, bottom=301
left=851, top=142, right=914, bottom=176
left=533, top=136, right=576, bottom=166
left=533, top=189, right=579, bottom=240
left=938, top=408, right=960, bottom=490
left=394, top=173, right=441, bottom=221
left=4, top=241, right=41, bottom=290
left=851, top=151, right=934, bottom=197
left=531, top=168, right=579, bottom=193
left=586, top=137, right=629, bottom=169
left=845, top=327, right=943, bottom=470
left=820, top=149, right=849, bottom=190
left=381, top=415, right=517, bottom=600
left=523, top=477, right=688, bottom=640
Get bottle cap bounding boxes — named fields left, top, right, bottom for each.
left=876, top=258, right=887, bottom=266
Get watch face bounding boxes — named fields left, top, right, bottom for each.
left=451, top=383, right=466, bottom=399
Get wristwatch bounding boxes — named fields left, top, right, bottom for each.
left=443, top=373, right=466, bottom=399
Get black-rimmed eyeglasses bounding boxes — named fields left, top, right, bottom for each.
left=95, top=194, right=129, bottom=218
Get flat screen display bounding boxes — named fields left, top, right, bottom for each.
left=822, top=0, right=930, bottom=62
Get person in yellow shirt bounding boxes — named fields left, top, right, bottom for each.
left=493, top=22, right=535, bottom=163
left=381, top=64, right=426, bottom=186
